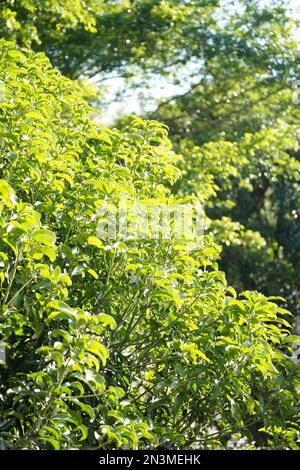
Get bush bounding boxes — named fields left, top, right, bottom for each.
left=0, top=41, right=299, bottom=449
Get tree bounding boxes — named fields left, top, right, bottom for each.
left=0, top=0, right=98, bottom=46
left=0, top=40, right=299, bottom=450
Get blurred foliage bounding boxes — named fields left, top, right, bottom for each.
left=0, top=0, right=98, bottom=46
left=174, top=126, right=300, bottom=314
left=0, top=1, right=297, bottom=82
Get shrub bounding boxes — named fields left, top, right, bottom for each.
left=0, top=41, right=299, bottom=449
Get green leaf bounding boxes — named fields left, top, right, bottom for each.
left=68, top=399, right=95, bottom=421
left=97, top=313, right=117, bottom=330
left=46, top=300, right=75, bottom=322
left=39, top=436, right=60, bottom=450
left=86, top=342, right=108, bottom=365
left=25, top=110, right=45, bottom=121
left=87, top=268, right=98, bottom=279
left=32, top=229, right=56, bottom=246
left=87, top=236, right=103, bottom=249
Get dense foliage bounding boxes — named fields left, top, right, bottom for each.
left=0, top=41, right=299, bottom=450
left=0, top=0, right=299, bottom=450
